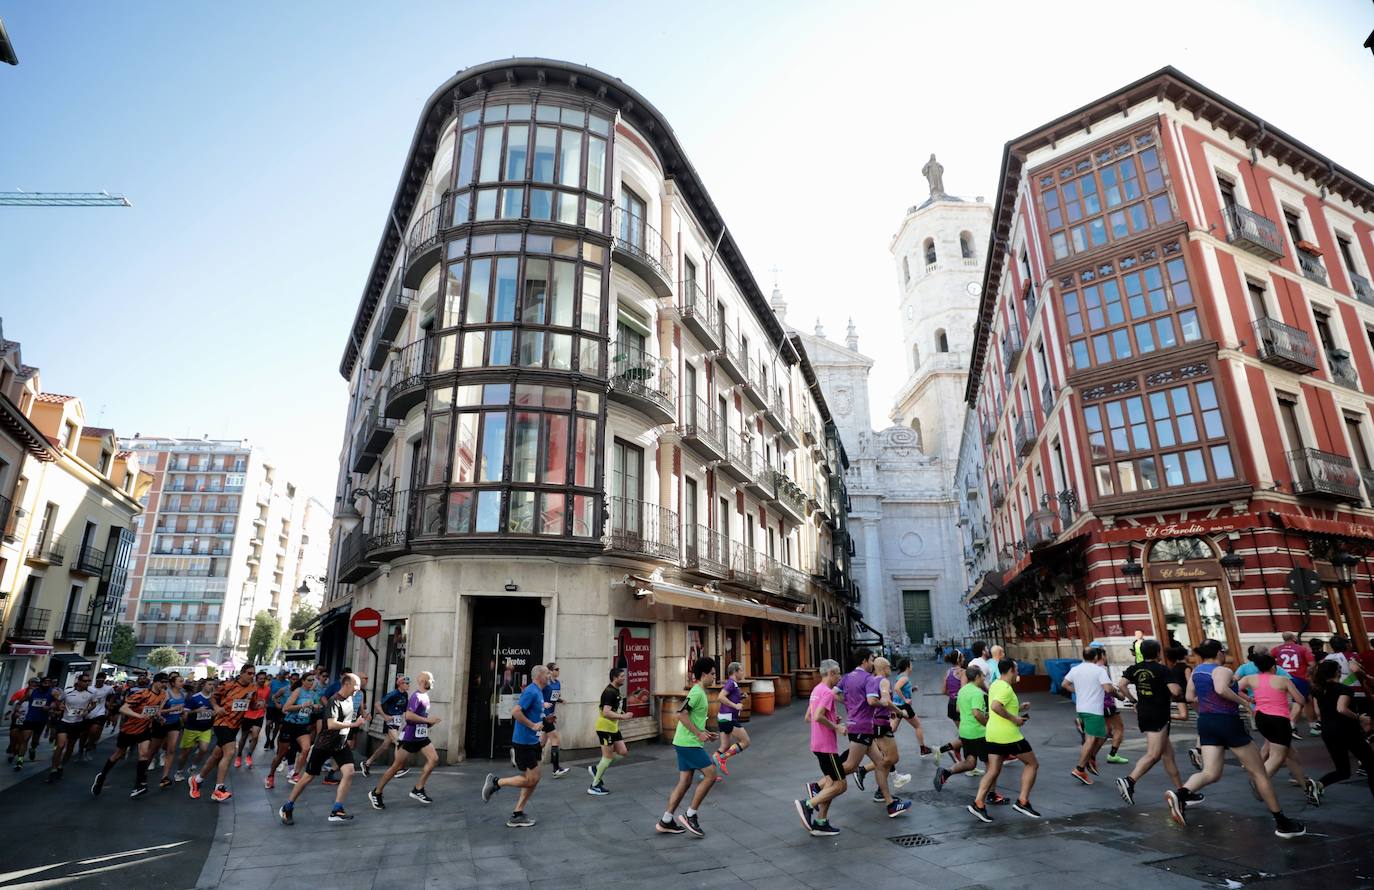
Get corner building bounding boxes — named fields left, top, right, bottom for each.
left=966, top=67, right=1374, bottom=666
left=327, top=59, right=857, bottom=761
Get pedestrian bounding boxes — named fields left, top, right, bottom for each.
left=481, top=664, right=549, bottom=828
left=891, top=658, right=933, bottom=757
left=712, top=661, right=750, bottom=776
left=934, top=664, right=1001, bottom=799
left=190, top=663, right=258, bottom=803
left=540, top=663, right=568, bottom=777
left=651, top=656, right=720, bottom=837
left=91, top=672, right=168, bottom=799
left=368, top=671, right=441, bottom=809
left=968, top=659, right=1040, bottom=822
left=1164, top=640, right=1305, bottom=838
left=1310, top=659, right=1374, bottom=801
left=1063, top=647, right=1116, bottom=784
left=1238, top=653, right=1318, bottom=804
left=795, top=658, right=845, bottom=837
left=588, top=666, right=631, bottom=796
left=278, top=672, right=365, bottom=825
left=154, top=673, right=187, bottom=786
left=1115, top=639, right=1184, bottom=805
left=174, top=678, right=215, bottom=782
left=362, top=675, right=411, bottom=778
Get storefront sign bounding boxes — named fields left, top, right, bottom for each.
left=615, top=623, right=652, bottom=718
left=1147, top=564, right=1214, bottom=581
left=1100, top=514, right=1259, bottom=543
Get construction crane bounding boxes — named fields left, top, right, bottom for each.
left=0, top=191, right=132, bottom=207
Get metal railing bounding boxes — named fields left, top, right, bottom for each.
left=387, top=337, right=430, bottom=398
left=0, top=494, right=11, bottom=539
left=1351, top=273, right=1374, bottom=307
left=677, top=280, right=718, bottom=344
left=773, top=471, right=807, bottom=517
left=606, top=496, right=679, bottom=561
left=1041, top=380, right=1054, bottom=413
left=777, top=562, right=810, bottom=601
left=1002, top=328, right=1024, bottom=369
left=729, top=542, right=764, bottom=588
left=612, top=207, right=674, bottom=284
left=610, top=345, right=675, bottom=418
left=1023, top=280, right=1037, bottom=319
left=1025, top=510, right=1058, bottom=549
left=1362, top=468, right=1374, bottom=505
left=28, top=534, right=66, bottom=564
left=683, top=525, right=729, bottom=576
left=990, top=481, right=1005, bottom=509
left=74, top=544, right=106, bottom=575
left=1222, top=204, right=1284, bottom=259
left=366, top=488, right=412, bottom=554
left=679, top=395, right=726, bottom=455
left=405, top=202, right=444, bottom=258
left=1253, top=317, right=1318, bottom=372
left=1297, top=250, right=1327, bottom=286
left=59, top=612, right=91, bottom=639
left=146, top=568, right=218, bottom=577
left=1288, top=448, right=1362, bottom=501
left=13, top=607, right=50, bottom=637
left=1328, top=352, right=1359, bottom=389
left=1014, top=415, right=1036, bottom=457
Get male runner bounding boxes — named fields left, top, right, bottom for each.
left=81, top=672, right=114, bottom=761
left=48, top=672, right=95, bottom=782
left=362, top=675, right=411, bottom=778
left=935, top=664, right=1002, bottom=800
left=837, top=649, right=910, bottom=818
left=649, top=657, right=719, bottom=838
left=891, top=658, right=933, bottom=757
left=969, top=659, right=1040, bottom=822
left=795, top=658, right=845, bottom=837
left=871, top=657, right=911, bottom=796
left=540, top=663, right=568, bottom=777
left=588, top=666, right=632, bottom=795
left=1164, top=640, right=1305, bottom=838
left=7, top=678, right=38, bottom=766
left=235, top=670, right=270, bottom=769
left=278, top=672, right=364, bottom=825
left=1274, top=632, right=1317, bottom=735
left=712, top=661, right=750, bottom=776
left=175, top=679, right=215, bottom=781
left=1115, top=639, right=1185, bottom=804
left=368, top=670, right=441, bottom=809
left=266, top=671, right=290, bottom=749
left=92, top=672, right=168, bottom=798
left=1063, top=648, right=1116, bottom=784
left=190, top=663, right=258, bottom=802
left=481, top=664, right=550, bottom=828
left=966, top=641, right=990, bottom=679
left=14, top=675, right=56, bottom=769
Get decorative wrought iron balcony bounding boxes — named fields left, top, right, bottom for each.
left=1288, top=448, right=1362, bottom=503
left=403, top=202, right=445, bottom=287
left=72, top=543, right=106, bottom=576
left=677, top=280, right=719, bottom=349
left=611, top=207, right=674, bottom=296
left=1015, top=415, right=1036, bottom=457
left=683, top=525, right=729, bottom=578
left=1351, top=272, right=1374, bottom=307
left=13, top=607, right=50, bottom=638
left=1296, top=250, right=1327, bottom=286
left=1327, top=351, right=1359, bottom=389
left=367, top=278, right=416, bottom=371
left=365, top=489, right=412, bottom=558
left=1253, top=318, right=1318, bottom=373
left=1002, top=328, right=1024, bottom=369
left=990, top=481, right=1005, bottom=509
left=679, top=396, right=727, bottom=461
left=336, top=526, right=376, bottom=583
left=771, top=471, right=807, bottom=523
left=606, top=496, right=680, bottom=562
left=1222, top=204, right=1284, bottom=260
left=58, top=612, right=91, bottom=640
left=1025, top=509, right=1058, bottom=550
left=384, top=337, right=430, bottom=418
left=27, top=534, right=65, bottom=565
left=351, top=403, right=400, bottom=474
left=610, top=345, right=676, bottom=425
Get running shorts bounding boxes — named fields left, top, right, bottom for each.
left=305, top=741, right=350, bottom=776
left=1254, top=712, right=1294, bottom=747
left=984, top=738, right=1032, bottom=758
left=151, top=722, right=181, bottom=739
left=266, top=707, right=284, bottom=723
left=717, top=718, right=735, bottom=736
left=814, top=751, right=844, bottom=781
left=673, top=744, right=712, bottom=773
left=280, top=724, right=312, bottom=752
left=180, top=728, right=212, bottom=749
left=116, top=730, right=150, bottom=750
left=958, top=735, right=987, bottom=762
left=512, top=743, right=542, bottom=771
left=596, top=730, right=623, bottom=746
left=400, top=738, right=432, bottom=754
left=241, top=716, right=263, bottom=729
left=947, top=699, right=959, bottom=722
left=897, top=703, right=916, bottom=720
left=541, top=719, right=556, bottom=733
left=1079, top=712, right=1107, bottom=738
left=1197, top=713, right=1252, bottom=749
left=212, top=726, right=239, bottom=748
left=56, top=720, right=85, bottom=737
left=1137, top=712, right=1171, bottom=734
left=1291, top=678, right=1310, bottom=699
left=873, top=723, right=895, bottom=739
left=1104, top=697, right=1119, bottom=717
left=846, top=731, right=875, bottom=747
left=20, top=718, right=47, bottom=732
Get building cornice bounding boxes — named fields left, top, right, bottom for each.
left=0, top=393, right=58, bottom=462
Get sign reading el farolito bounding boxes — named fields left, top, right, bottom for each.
left=1100, top=514, right=1259, bottom=544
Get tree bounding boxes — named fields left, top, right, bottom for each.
left=109, top=623, right=137, bottom=665
left=288, top=603, right=318, bottom=650
left=246, top=610, right=282, bottom=664
left=147, top=646, right=183, bottom=670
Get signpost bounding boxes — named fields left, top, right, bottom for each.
left=350, top=608, right=383, bottom=727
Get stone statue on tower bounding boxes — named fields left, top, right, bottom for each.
left=922, top=153, right=946, bottom=198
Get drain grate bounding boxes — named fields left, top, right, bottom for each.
left=888, top=833, right=937, bottom=847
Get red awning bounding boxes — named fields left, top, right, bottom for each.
left=4, top=641, right=54, bottom=657
left=1272, top=513, right=1374, bottom=542
left=1099, top=513, right=1263, bottom=543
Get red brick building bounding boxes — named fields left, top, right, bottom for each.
left=965, top=68, right=1374, bottom=664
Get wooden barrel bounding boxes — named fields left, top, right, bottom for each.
left=750, top=678, right=776, bottom=715
left=793, top=669, right=818, bottom=697
left=774, top=674, right=792, bottom=707
left=655, top=693, right=686, bottom=743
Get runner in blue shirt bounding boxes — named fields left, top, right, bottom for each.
left=362, top=675, right=412, bottom=779
left=266, top=671, right=291, bottom=749
left=481, top=665, right=549, bottom=828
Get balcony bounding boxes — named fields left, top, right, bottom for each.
left=351, top=404, right=400, bottom=474
left=683, top=525, right=729, bottom=579
left=983, top=424, right=996, bottom=446
left=990, top=481, right=1005, bottom=509
left=741, top=359, right=769, bottom=411
left=403, top=202, right=444, bottom=288
left=611, top=207, right=674, bottom=297
left=367, top=278, right=415, bottom=371
left=27, top=534, right=66, bottom=566
left=383, top=337, right=430, bottom=419
left=767, top=396, right=800, bottom=449
left=337, top=526, right=376, bottom=583
left=365, top=488, right=412, bottom=559
left=1023, top=280, right=1037, bottom=319
left=1362, top=468, right=1374, bottom=505
left=715, top=330, right=748, bottom=384
left=1025, top=510, right=1058, bottom=550
left=771, top=471, right=807, bottom=523
left=744, top=454, right=774, bottom=498
left=609, top=346, right=676, bottom=425
left=678, top=396, right=727, bottom=461
left=1328, top=351, right=1359, bottom=389
left=1254, top=318, right=1318, bottom=373
left=72, top=544, right=106, bottom=576
left=1288, top=448, right=1362, bottom=503
left=716, top=435, right=752, bottom=484
left=57, top=612, right=90, bottom=641
left=1296, top=250, right=1328, bottom=286
left=1041, top=380, right=1055, bottom=414
left=677, top=280, right=720, bottom=349
left=606, top=496, right=679, bottom=561
left=0, top=494, right=11, bottom=542
left=1015, top=415, right=1036, bottom=457
left=1002, top=328, right=1024, bottom=370
left=1351, top=273, right=1374, bottom=307
left=12, top=607, right=50, bottom=638
left=802, top=416, right=818, bottom=446
left=729, top=543, right=763, bottom=588
left=1222, top=204, right=1284, bottom=261
left=776, top=562, right=810, bottom=603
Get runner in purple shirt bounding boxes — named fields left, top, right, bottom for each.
left=367, top=671, right=441, bottom=810
left=712, top=662, right=751, bottom=775
left=837, top=649, right=910, bottom=818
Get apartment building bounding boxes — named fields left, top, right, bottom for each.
left=964, top=67, right=1374, bottom=665
left=323, top=58, right=858, bottom=762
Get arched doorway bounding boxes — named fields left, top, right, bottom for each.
left=1143, top=536, right=1240, bottom=660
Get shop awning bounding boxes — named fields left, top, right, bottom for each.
left=632, top=578, right=821, bottom=628
left=4, top=641, right=53, bottom=657
left=1272, top=512, right=1374, bottom=542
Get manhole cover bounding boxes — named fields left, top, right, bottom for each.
left=888, top=833, right=937, bottom=847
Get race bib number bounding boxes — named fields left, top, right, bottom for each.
left=31, top=699, right=48, bottom=710
left=231, top=698, right=250, bottom=712
left=550, top=690, right=560, bottom=702
left=414, top=724, right=429, bottom=739
left=387, top=716, right=404, bottom=728
left=196, top=709, right=213, bottom=721
left=142, top=707, right=158, bottom=718
left=68, top=707, right=87, bottom=719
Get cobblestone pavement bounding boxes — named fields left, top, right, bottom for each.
left=4, top=662, right=1373, bottom=888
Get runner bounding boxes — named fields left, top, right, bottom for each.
left=937, top=649, right=966, bottom=766
left=278, top=672, right=365, bottom=825
left=871, top=657, right=910, bottom=794
left=362, top=675, right=410, bottom=778
left=6, top=679, right=36, bottom=765
left=234, top=670, right=270, bottom=769
left=1311, top=659, right=1374, bottom=801
left=81, top=672, right=115, bottom=761
left=1273, top=632, right=1316, bottom=736
left=13, top=675, right=57, bottom=769
left=1063, top=648, right=1116, bottom=785
left=91, top=672, right=168, bottom=798
left=175, top=678, right=215, bottom=782
left=934, top=664, right=1001, bottom=798
left=966, top=641, right=990, bottom=679
left=891, top=658, right=933, bottom=757
left=1101, top=650, right=1130, bottom=765
left=794, top=658, right=845, bottom=837
left=968, top=659, right=1040, bottom=822
left=270, top=672, right=321, bottom=787
left=480, top=664, right=551, bottom=828
left=647, top=657, right=718, bottom=837
left=190, top=663, right=258, bottom=803
left=712, top=661, right=750, bottom=776
left=540, top=663, right=568, bottom=777
left=1164, top=640, right=1305, bottom=838
left=368, top=671, right=441, bottom=809
left=154, top=673, right=187, bottom=786
left=1238, top=653, right=1319, bottom=804
left=48, top=672, right=95, bottom=782
left=1115, top=639, right=1185, bottom=805
left=266, top=671, right=290, bottom=750
left=588, top=666, right=631, bottom=796
left=836, top=649, right=910, bottom=818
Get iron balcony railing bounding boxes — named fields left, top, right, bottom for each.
left=1362, top=468, right=1374, bottom=506
left=13, top=607, right=51, bottom=638
left=983, top=424, right=997, bottom=445
left=609, top=345, right=675, bottom=420
left=612, top=207, right=674, bottom=287
left=677, top=279, right=719, bottom=347
left=772, top=471, right=807, bottom=518
left=59, top=612, right=91, bottom=640
left=1058, top=488, right=1080, bottom=526
left=366, top=488, right=412, bottom=556
left=1297, top=250, right=1327, bottom=286
left=146, top=568, right=217, bottom=577
left=1041, top=380, right=1054, bottom=414
left=1288, top=448, right=1362, bottom=502
left=715, top=324, right=746, bottom=383
left=1222, top=204, right=1284, bottom=260
left=1002, top=328, right=1024, bottom=369
left=679, top=395, right=726, bottom=457
left=337, top=526, right=375, bottom=583
left=683, top=524, right=729, bottom=577
left=1328, top=352, right=1359, bottom=389
left=990, top=481, right=1006, bottom=509
left=606, top=496, right=680, bottom=562
left=73, top=544, right=106, bottom=576
left=1351, top=272, right=1374, bottom=307
left=1014, top=415, right=1036, bottom=457
left=1023, top=280, right=1037, bottom=319
left=0, top=494, right=11, bottom=540
left=776, top=562, right=810, bottom=602
left=1025, top=510, right=1058, bottom=550
left=1253, top=317, right=1319, bottom=373
left=729, top=542, right=763, bottom=587
left=352, top=402, right=400, bottom=474
left=384, top=337, right=430, bottom=417
left=405, top=202, right=444, bottom=260
left=28, top=534, right=66, bottom=565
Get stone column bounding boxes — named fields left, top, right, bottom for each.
left=861, top=517, right=885, bottom=640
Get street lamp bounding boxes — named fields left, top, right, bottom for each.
left=1121, top=548, right=1145, bottom=591
left=336, top=487, right=393, bottom=533
left=1220, top=543, right=1246, bottom=586
left=296, top=574, right=327, bottom=597
left=1332, top=549, right=1359, bottom=584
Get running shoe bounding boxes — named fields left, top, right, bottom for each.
left=395, top=767, right=411, bottom=778
left=188, top=775, right=201, bottom=799
left=587, top=783, right=610, bottom=796
left=1187, top=747, right=1202, bottom=771
left=481, top=773, right=499, bottom=802
left=1291, top=728, right=1302, bottom=741
left=934, top=768, right=950, bottom=792
left=872, top=790, right=886, bottom=803
left=288, top=772, right=301, bottom=785
left=507, top=813, right=536, bottom=828
left=1274, top=814, right=1306, bottom=839
left=264, top=775, right=275, bottom=790
left=1106, top=753, right=1129, bottom=764
left=45, top=769, right=60, bottom=784
left=278, top=805, right=294, bottom=825
left=328, top=808, right=354, bottom=823
left=159, top=776, right=173, bottom=789
left=1164, top=789, right=1186, bottom=826
left=1305, top=778, right=1323, bottom=807
left=810, top=821, right=841, bottom=837
left=1085, top=759, right=1099, bottom=776
left=968, top=767, right=985, bottom=777
left=211, top=787, right=233, bottom=802
left=988, top=791, right=1010, bottom=805
left=1310, top=722, right=1322, bottom=736
left=91, top=772, right=106, bottom=797
left=712, top=751, right=730, bottom=776
left=1012, top=799, right=1041, bottom=819
left=886, top=799, right=912, bottom=818
left=245, top=756, right=253, bottom=769
left=360, top=762, right=371, bottom=778
left=233, top=756, right=242, bottom=769
left=552, top=767, right=570, bottom=778
left=1071, top=767, right=1093, bottom=785
left=174, top=770, right=185, bottom=782
left=794, top=799, right=815, bottom=834
left=677, top=812, right=704, bottom=837
left=588, top=765, right=598, bottom=783
left=368, top=789, right=385, bottom=809
left=967, top=802, right=993, bottom=823
left=12, top=757, right=22, bottom=771
left=852, top=764, right=867, bottom=790
left=893, top=772, right=912, bottom=789
left=1116, top=776, right=1135, bottom=805
left=806, top=782, right=821, bottom=800
left=322, top=773, right=340, bottom=786
left=655, top=816, right=685, bottom=834
left=130, top=784, right=149, bottom=799
left=919, top=745, right=934, bottom=757
left=409, top=787, right=433, bottom=804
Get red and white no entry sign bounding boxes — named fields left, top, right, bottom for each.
left=349, top=607, right=382, bottom=639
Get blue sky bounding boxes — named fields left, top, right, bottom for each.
left=2, top=1, right=1370, bottom=503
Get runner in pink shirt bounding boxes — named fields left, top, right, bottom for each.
left=795, top=660, right=846, bottom=837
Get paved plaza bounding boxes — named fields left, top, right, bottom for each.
left=2, top=662, right=1373, bottom=889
